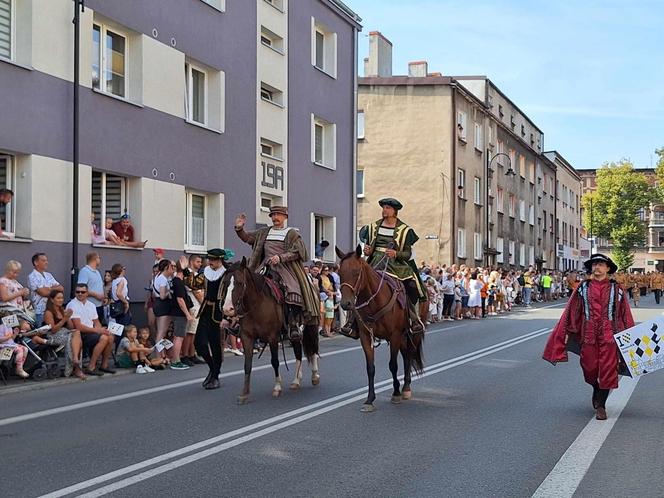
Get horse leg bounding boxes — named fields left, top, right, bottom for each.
left=401, top=344, right=413, bottom=400
left=310, top=352, right=320, bottom=386
left=304, top=323, right=320, bottom=386
left=237, top=334, right=254, bottom=405
left=360, top=332, right=376, bottom=413
left=290, top=339, right=303, bottom=390
left=390, top=339, right=402, bottom=404
left=270, top=342, right=282, bottom=398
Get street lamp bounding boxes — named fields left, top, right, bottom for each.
left=485, top=152, right=513, bottom=266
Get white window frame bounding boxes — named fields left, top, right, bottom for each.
left=519, top=200, right=526, bottom=222
left=260, top=81, right=284, bottom=107
left=457, top=111, right=467, bottom=141
left=185, top=61, right=208, bottom=126
left=310, top=213, right=336, bottom=262
left=260, top=137, right=283, bottom=161
left=473, top=177, right=481, bottom=205
left=0, top=154, right=15, bottom=236
left=528, top=245, right=535, bottom=266
left=496, top=237, right=504, bottom=264
left=519, top=155, right=526, bottom=179
left=185, top=191, right=208, bottom=252
left=311, top=114, right=336, bottom=170
left=497, top=141, right=504, bottom=165
left=497, top=188, right=504, bottom=213
left=519, top=243, right=525, bottom=266
left=92, top=171, right=128, bottom=241
left=311, top=18, right=337, bottom=78
left=357, top=110, right=365, bottom=140
left=457, top=228, right=466, bottom=258
left=457, top=169, right=465, bottom=198
left=509, top=241, right=515, bottom=265
left=0, top=0, right=14, bottom=61
left=356, top=169, right=365, bottom=198
left=474, top=123, right=483, bottom=151
left=528, top=204, right=534, bottom=225
left=92, top=23, right=128, bottom=98
left=508, top=194, right=515, bottom=218
left=473, top=232, right=482, bottom=260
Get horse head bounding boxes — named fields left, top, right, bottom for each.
left=335, top=245, right=365, bottom=311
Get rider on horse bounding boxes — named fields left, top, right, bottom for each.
left=233, top=206, right=319, bottom=340
left=341, top=197, right=426, bottom=339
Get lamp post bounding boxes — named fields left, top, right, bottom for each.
left=589, top=196, right=594, bottom=255
left=485, top=151, right=514, bottom=266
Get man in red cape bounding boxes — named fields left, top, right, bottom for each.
left=542, top=253, right=634, bottom=420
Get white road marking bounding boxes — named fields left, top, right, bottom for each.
left=39, top=327, right=551, bottom=498
left=0, top=324, right=462, bottom=427
left=532, top=377, right=640, bottom=498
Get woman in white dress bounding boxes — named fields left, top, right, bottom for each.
left=467, top=272, right=483, bottom=319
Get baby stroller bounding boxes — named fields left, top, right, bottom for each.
left=15, top=326, right=62, bottom=380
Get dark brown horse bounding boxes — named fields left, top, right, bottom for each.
left=336, top=246, right=425, bottom=412
left=220, top=257, right=320, bottom=404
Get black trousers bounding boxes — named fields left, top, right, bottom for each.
left=404, top=279, right=419, bottom=304
left=442, top=294, right=454, bottom=317
left=655, top=289, right=661, bottom=304
left=194, top=306, right=222, bottom=377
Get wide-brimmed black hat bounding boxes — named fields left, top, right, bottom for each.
left=378, top=198, right=403, bottom=211
left=583, top=253, right=618, bottom=274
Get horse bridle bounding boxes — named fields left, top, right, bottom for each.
left=222, top=271, right=249, bottom=319
left=340, top=254, right=389, bottom=311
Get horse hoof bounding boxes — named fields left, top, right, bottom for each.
left=402, top=390, right=412, bottom=401
left=311, top=374, right=320, bottom=386
left=272, top=388, right=283, bottom=398
left=391, top=395, right=402, bottom=404
left=360, top=403, right=376, bottom=413
left=289, top=383, right=301, bottom=391
left=237, top=395, right=249, bottom=405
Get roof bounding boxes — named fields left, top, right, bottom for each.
left=326, top=0, right=362, bottom=25
left=543, top=151, right=580, bottom=181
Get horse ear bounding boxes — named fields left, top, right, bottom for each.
left=355, top=245, right=362, bottom=258
left=335, top=246, right=346, bottom=260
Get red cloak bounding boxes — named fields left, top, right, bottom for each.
left=542, top=278, right=634, bottom=389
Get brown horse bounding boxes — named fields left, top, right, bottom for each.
left=220, top=257, right=320, bottom=404
left=336, top=246, right=425, bottom=412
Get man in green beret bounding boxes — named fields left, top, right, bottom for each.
left=342, top=198, right=426, bottom=338
left=233, top=207, right=319, bottom=339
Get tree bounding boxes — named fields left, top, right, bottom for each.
left=581, top=160, right=657, bottom=271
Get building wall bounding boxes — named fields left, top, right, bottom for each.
left=357, top=83, right=452, bottom=263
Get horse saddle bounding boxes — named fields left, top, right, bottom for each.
left=377, top=271, right=408, bottom=310
left=263, top=273, right=285, bottom=305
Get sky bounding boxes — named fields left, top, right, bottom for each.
left=348, top=0, right=664, bottom=170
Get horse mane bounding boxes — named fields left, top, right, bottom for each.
left=226, top=261, right=273, bottom=298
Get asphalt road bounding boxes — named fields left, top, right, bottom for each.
left=2, top=296, right=664, bottom=498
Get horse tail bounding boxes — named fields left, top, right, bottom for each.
left=407, top=333, right=424, bottom=376
left=302, top=323, right=319, bottom=363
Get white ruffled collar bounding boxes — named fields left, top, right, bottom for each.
left=204, top=266, right=225, bottom=282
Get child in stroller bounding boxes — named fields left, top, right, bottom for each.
left=0, top=323, right=29, bottom=378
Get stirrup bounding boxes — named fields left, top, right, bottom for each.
left=288, top=327, right=302, bottom=341
left=409, top=319, right=424, bottom=334
left=339, top=325, right=359, bottom=340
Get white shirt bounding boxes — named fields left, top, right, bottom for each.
left=152, top=274, right=171, bottom=298
left=66, top=298, right=99, bottom=329
left=111, top=276, right=129, bottom=301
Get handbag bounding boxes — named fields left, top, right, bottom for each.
left=109, top=300, right=125, bottom=318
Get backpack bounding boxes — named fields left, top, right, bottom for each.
left=517, top=275, right=525, bottom=286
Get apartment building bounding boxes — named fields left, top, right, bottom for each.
left=0, top=0, right=361, bottom=287
left=358, top=33, right=565, bottom=269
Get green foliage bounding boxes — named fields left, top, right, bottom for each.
left=581, top=160, right=658, bottom=268
left=656, top=147, right=664, bottom=189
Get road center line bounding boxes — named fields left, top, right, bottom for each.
left=531, top=377, right=639, bottom=498
left=39, top=327, right=551, bottom=498
left=0, top=323, right=463, bottom=427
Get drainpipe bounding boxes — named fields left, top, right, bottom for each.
left=71, top=0, right=84, bottom=298
left=351, top=25, right=358, bottom=247
left=451, top=85, right=457, bottom=265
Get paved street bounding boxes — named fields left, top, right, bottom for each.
left=2, top=298, right=664, bottom=498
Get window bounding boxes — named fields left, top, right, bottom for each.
left=0, top=154, right=14, bottom=235
left=92, top=171, right=128, bottom=239
left=528, top=204, right=534, bottom=225
left=550, top=214, right=554, bottom=233
left=0, top=0, right=11, bottom=59
left=519, top=155, right=526, bottom=178
left=311, top=214, right=336, bottom=261
left=497, top=141, right=504, bottom=164
left=311, top=18, right=337, bottom=77
left=496, top=237, right=504, bottom=264
left=473, top=177, right=481, bottom=204
left=508, top=194, right=515, bottom=217
left=311, top=115, right=336, bottom=169
left=92, top=24, right=126, bottom=98
left=528, top=246, right=535, bottom=266
left=457, top=169, right=465, bottom=198
left=260, top=138, right=283, bottom=161
left=260, top=82, right=284, bottom=106
left=473, top=233, right=483, bottom=260
left=519, top=199, right=525, bottom=221
left=488, top=125, right=493, bottom=146
left=548, top=177, right=554, bottom=195
left=185, top=192, right=207, bottom=250
left=261, top=26, right=284, bottom=53
left=496, top=188, right=504, bottom=213
left=457, top=112, right=467, bottom=141
left=508, top=149, right=516, bottom=171
left=260, top=195, right=273, bottom=212
left=543, top=210, right=547, bottom=231
left=185, top=62, right=207, bottom=125
left=474, top=123, right=483, bottom=151
left=519, top=243, right=525, bottom=266
left=509, top=241, right=515, bottom=265
left=357, top=110, right=365, bottom=140
left=529, top=162, right=535, bottom=183
left=356, top=169, right=365, bottom=198
left=263, top=0, right=284, bottom=9
left=457, top=228, right=466, bottom=258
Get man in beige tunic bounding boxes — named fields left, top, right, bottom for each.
left=234, top=206, right=319, bottom=339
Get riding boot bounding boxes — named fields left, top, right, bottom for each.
left=287, top=305, right=303, bottom=341
left=408, top=300, right=424, bottom=333
left=339, top=315, right=359, bottom=339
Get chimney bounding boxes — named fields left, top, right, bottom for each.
left=408, top=60, right=428, bottom=77
left=365, top=31, right=393, bottom=77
